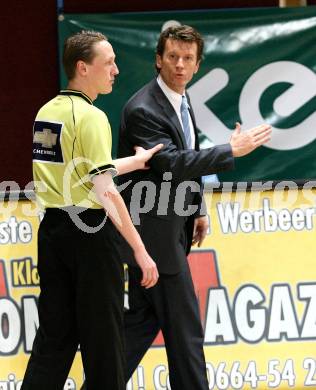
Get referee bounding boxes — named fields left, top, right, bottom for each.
left=21, top=30, right=161, bottom=390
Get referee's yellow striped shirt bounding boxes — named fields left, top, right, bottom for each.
left=33, top=89, right=117, bottom=209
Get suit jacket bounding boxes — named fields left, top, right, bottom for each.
left=118, top=78, right=234, bottom=274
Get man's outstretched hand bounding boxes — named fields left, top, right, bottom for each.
left=230, top=122, right=271, bottom=157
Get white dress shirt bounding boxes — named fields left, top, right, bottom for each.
left=157, top=74, right=195, bottom=149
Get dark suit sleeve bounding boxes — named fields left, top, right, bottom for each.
left=125, top=107, right=235, bottom=182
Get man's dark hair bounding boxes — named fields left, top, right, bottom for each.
left=63, top=30, right=107, bottom=80
left=155, top=25, right=204, bottom=72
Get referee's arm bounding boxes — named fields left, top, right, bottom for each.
left=92, top=172, right=159, bottom=289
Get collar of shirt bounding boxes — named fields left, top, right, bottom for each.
left=156, top=74, right=184, bottom=116
left=59, top=89, right=93, bottom=105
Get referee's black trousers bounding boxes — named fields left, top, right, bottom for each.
left=21, top=208, right=125, bottom=390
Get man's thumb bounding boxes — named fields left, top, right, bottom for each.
left=234, top=122, right=241, bottom=134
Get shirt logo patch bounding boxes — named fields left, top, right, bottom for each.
left=32, top=121, right=64, bottom=163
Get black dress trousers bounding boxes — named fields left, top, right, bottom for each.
left=21, top=208, right=125, bottom=390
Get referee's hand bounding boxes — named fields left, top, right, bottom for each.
left=134, top=143, right=164, bottom=170
left=133, top=246, right=159, bottom=288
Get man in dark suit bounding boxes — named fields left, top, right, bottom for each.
left=117, top=24, right=271, bottom=389
left=81, top=25, right=271, bottom=390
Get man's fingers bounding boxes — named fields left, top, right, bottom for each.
left=192, top=231, right=200, bottom=245
left=198, top=234, right=206, bottom=248
left=250, top=124, right=271, bottom=137
left=255, top=127, right=272, bottom=137
left=141, top=272, right=149, bottom=286
left=246, top=126, right=271, bottom=148
left=255, top=134, right=271, bottom=146
left=253, top=126, right=272, bottom=136
left=253, top=131, right=272, bottom=145
left=141, top=267, right=159, bottom=288
left=144, top=274, right=159, bottom=289
left=150, top=143, right=164, bottom=154
left=142, top=275, right=158, bottom=288
left=192, top=231, right=204, bottom=246
left=195, top=229, right=207, bottom=247
left=133, top=143, right=163, bottom=156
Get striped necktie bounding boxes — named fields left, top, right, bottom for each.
left=180, top=95, right=192, bottom=149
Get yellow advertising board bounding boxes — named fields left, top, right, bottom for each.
left=1, top=189, right=316, bottom=389
left=128, top=188, right=316, bottom=390
left=0, top=200, right=82, bottom=389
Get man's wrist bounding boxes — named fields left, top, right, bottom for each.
left=132, top=155, right=142, bottom=170
left=132, top=242, right=146, bottom=253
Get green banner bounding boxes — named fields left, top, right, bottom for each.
left=58, top=7, right=316, bottom=182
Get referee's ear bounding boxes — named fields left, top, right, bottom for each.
left=77, top=60, right=88, bottom=78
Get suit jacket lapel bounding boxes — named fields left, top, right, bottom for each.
left=150, top=79, right=187, bottom=149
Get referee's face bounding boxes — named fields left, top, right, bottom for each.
left=87, top=40, right=119, bottom=95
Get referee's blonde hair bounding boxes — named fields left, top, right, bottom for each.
left=63, top=30, right=108, bottom=80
